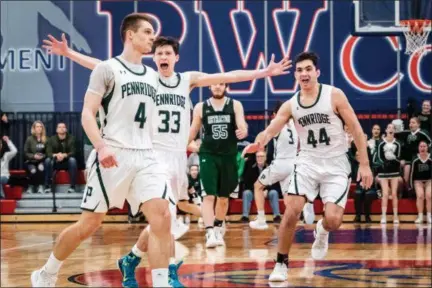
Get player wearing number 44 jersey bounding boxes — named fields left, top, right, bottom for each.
left=43, top=32, right=292, bottom=287
left=243, top=51, right=373, bottom=283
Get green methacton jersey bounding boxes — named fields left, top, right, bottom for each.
left=200, top=97, right=238, bottom=155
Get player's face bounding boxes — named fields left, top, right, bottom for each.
left=372, top=125, right=381, bottom=137
left=386, top=123, right=395, bottom=135
left=153, top=45, right=179, bottom=77
left=418, top=142, right=428, bottom=153
left=210, top=83, right=227, bottom=99
left=422, top=101, right=431, bottom=113
left=409, top=119, right=419, bottom=131
left=130, top=20, right=155, bottom=54
left=294, top=60, right=320, bottom=90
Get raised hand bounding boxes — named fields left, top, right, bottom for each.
left=265, top=53, right=292, bottom=77
left=42, top=33, right=69, bottom=56
left=241, top=143, right=261, bottom=158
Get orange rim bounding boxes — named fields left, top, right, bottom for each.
left=400, top=19, right=431, bottom=33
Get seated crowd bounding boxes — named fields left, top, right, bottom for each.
left=1, top=100, right=431, bottom=225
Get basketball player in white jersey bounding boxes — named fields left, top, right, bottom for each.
left=43, top=34, right=292, bottom=287
left=247, top=102, right=316, bottom=230
left=243, top=51, right=372, bottom=282
left=32, top=13, right=175, bottom=288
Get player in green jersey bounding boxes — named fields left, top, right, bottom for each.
left=189, top=83, right=247, bottom=248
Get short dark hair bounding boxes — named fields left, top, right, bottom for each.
left=152, top=36, right=180, bottom=55
left=120, top=13, right=153, bottom=43
left=294, top=51, right=319, bottom=68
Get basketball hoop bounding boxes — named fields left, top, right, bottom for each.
left=400, top=19, right=431, bottom=57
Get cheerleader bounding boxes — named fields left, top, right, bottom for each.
left=377, top=123, right=402, bottom=224
left=410, top=141, right=432, bottom=224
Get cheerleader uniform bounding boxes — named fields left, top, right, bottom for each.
left=410, top=154, right=432, bottom=188
left=377, top=139, right=402, bottom=178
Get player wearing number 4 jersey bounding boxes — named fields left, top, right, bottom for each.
left=32, top=14, right=175, bottom=288
left=243, top=51, right=373, bottom=283
left=43, top=33, right=292, bottom=287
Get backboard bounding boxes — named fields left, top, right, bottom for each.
left=353, top=0, right=432, bottom=35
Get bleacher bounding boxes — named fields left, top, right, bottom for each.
left=1, top=110, right=418, bottom=219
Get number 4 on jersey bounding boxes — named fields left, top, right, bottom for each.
left=134, top=102, right=147, bottom=128
left=307, top=128, right=330, bottom=148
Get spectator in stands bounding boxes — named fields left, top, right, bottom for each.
left=1, top=136, right=17, bottom=199
left=367, top=124, right=382, bottom=156
left=45, top=122, right=77, bottom=193
left=376, top=123, right=402, bottom=224
left=397, top=117, right=431, bottom=193
left=188, top=165, right=201, bottom=204
left=0, top=110, right=9, bottom=136
left=410, top=141, right=431, bottom=224
left=350, top=134, right=376, bottom=223
left=241, top=150, right=281, bottom=223
left=417, top=100, right=431, bottom=134
left=24, top=120, right=47, bottom=194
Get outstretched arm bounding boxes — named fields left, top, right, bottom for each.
left=189, top=54, right=291, bottom=88
left=43, top=34, right=100, bottom=70
left=256, top=101, right=292, bottom=147
left=188, top=103, right=203, bottom=145
left=242, top=100, right=291, bottom=156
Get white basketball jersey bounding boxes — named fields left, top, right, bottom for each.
left=98, top=58, right=158, bottom=149
left=273, top=119, right=298, bottom=159
left=291, top=84, right=347, bottom=158
left=152, top=72, right=192, bottom=152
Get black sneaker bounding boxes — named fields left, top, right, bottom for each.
left=353, top=215, right=362, bottom=223
left=365, top=216, right=372, bottom=223
left=240, top=216, right=249, bottom=223
left=273, top=215, right=282, bottom=223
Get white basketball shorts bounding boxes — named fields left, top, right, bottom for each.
left=81, top=147, right=173, bottom=216
left=285, top=153, right=351, bottom=208
left=154, top=149, right=189, bottom=203
left=258, top=158, right=295, bottom=191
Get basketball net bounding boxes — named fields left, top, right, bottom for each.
left=400, top=20, right=431, bottom=57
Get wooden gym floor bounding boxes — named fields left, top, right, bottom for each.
left=1, top=221, right=431, bottom=287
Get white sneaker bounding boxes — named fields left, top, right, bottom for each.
left=303, top=203, right=315, bottom=224
left=393, top=217, right=399, bottom=225
left=214, top=227, right=225, bottom=246
left=311, top=221, right=329, bottom=260
left=427, top=215, right=432, bottom=224
left=249, top=219, right=268, bottom=230
left=380, top=217, right=387, bottom=224
left=205, top=229, right=218, bottom=248
left=414, top=216, right=423, bottom=224
left=268, top=262, right=288, bottom=282
left=37, top=185, right=45, bottom=194
left=31, top=269, right=57, bottom=287
left=172, top=220, right=189, bottom=240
